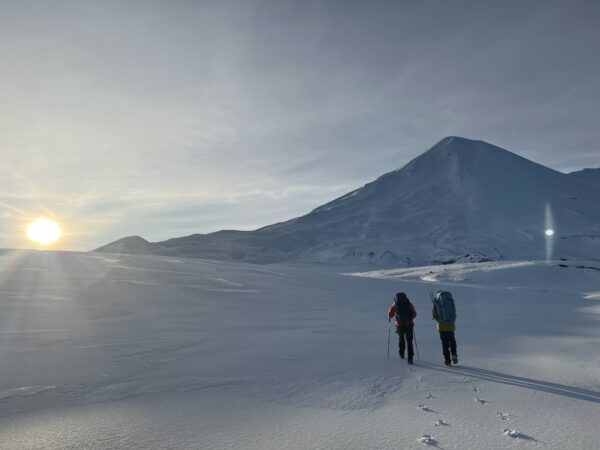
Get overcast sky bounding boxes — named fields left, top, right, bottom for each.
left=1, top=0, right=599, bottom=250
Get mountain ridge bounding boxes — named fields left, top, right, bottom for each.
left=94, top=137, right=600, bottom=265
left=568, top=167, right=600, bottom=185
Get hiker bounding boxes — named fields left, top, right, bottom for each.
left=431, top=290, right=458, bottom=366
left=388, top=292, right=417, bottom=364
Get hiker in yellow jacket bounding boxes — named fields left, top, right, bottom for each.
left=431, top=291, right=458, bottom=366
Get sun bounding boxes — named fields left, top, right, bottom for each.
left=27, top=218, right=62, bottom=245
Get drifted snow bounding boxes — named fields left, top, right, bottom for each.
left=347, top=260, right=537, bottom=282
left=0, top=250, right=598, bottom=449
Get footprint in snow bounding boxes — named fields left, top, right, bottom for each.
left=417, top=434, right=438, bottom=447
left=426, top=393, right=436, bottom=400
left=472, top=386, right=480, bottom=392
left=497, top=411, right=512, bottom=421
left=417, top=404, right=439, bottom=413
left=435, top=419, right=449, bottom=427
left=474, top=397, right=489, bottom=405
left=504, top=429, right=545, bottom=444
left=503, top=429, right=538, bottom=442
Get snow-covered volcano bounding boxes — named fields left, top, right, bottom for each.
left=96, top=137, right=600, bottom=264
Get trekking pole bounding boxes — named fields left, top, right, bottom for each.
left=387, top=319, right=391, bottom=360
left=413, top=327, right=420, bottom=360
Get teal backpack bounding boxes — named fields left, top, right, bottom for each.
left=431, top=291, right=456, bottom=324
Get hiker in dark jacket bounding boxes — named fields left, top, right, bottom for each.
left=387, top=292, right=417, bottom=364
left=431, top=290, right=458, bottom=366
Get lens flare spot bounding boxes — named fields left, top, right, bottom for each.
left=27, top=219, right=61, bottom=245
left=545, top=229, right=555, bottom=237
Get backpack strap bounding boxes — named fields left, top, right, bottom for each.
left=439, top=293, right=447, bottom=321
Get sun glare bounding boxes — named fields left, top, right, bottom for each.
left=27, top=219, right=62, bottom=245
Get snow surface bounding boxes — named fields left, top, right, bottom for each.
left=0, top=249, right=598, bottom=449
left=569, top=167, right=600, bottom=186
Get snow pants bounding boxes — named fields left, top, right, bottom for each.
left=397, top=324, right=414, bottom=360
left=439, top=331, right=457, bottom=362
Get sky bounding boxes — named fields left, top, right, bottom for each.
left=1, top=0, right=599, bottom=251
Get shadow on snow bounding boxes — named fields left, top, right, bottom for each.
left=418, top=362, right=600, bottom=404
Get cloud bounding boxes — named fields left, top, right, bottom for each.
left=0, top=0, right=599, bottom=250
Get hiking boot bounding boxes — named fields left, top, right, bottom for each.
left=452, top=355, right=458, bottom=364
left=407, top=358, right=414, bottom=365
left=444, top=360, right=451, bottom=367
left=399, top=352, right=405, bottom=359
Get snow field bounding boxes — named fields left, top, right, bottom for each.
left=0, top=250, right=598, bottom=449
